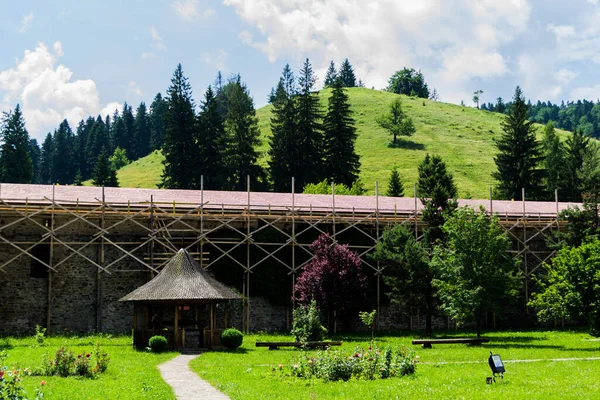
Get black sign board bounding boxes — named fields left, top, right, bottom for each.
left=488, top=353, right=505, bottom=374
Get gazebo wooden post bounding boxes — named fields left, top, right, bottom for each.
left=209, top=302, right=214, bottom=349
left=174, top=304, right=179, bottom=349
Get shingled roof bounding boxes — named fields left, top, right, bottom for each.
left=120, top=249, right=240, bottom=302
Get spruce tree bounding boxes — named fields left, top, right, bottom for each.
left=323, top=78, right=360, bottom=186
left=51, top=119, right=76, bottom=184
left=86, top=116, right=110, bottom=178
left=77, top=117, right=95, bottom=179
left=134, top=102, right=151, bottom=158
left=198, top=85, right=228, bottom=190
left=220, top=76, right=266, bottom=190
left=564, top=128, right=590, bottom=202
left=542, top=122, right=566, bottom=199
left=73, top=170, right=83, bottom=186
left=122, top=103, right=136, bottom=159
left=92, top=147, right=119, bottom=187
left=39, top=133, right=53, bottom=184
left=493, top=86, right=544, bottom=200
left=324, top=61, right=337, bottom=88
left=0, top=105, right=33, bottom=183
left=28, top=138, right=41, bottom=183
left=149, top=93, right=167, bottom=151
left=387, top=166, right=404, bottom=197
left=111, top=111, right=126, bottom=154
left=296, top=58, right=325, bottom=189
left=160, top=64, right=200, bottom=189
left=339, top=58, right=356, bottom=88
left=269, top=64, right=299, bottom=192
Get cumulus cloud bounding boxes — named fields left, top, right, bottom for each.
left=18, top=12, right=34, bottom=34
left=172, top=0, right=215, bottom=20
left=570, top=85, right=600, bottom=101
left=223, top=0, right=530, bottom=96
left=150, top=26, right=167, bottom=51
left=0, top=42, right=118, bottom=140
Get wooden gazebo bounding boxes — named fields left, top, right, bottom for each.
left=120, top=248, right=240, bottom=350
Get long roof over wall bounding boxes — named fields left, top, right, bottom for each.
left=0, top=183, right=581, bottom=218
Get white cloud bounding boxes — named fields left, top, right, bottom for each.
left=141, top=52, right=155, bottom=60
left=172, top=0, right=214, bottom=20
left=18, top=12, right=34, bottom=34
left=570, top=84, right=600, bottom=101
left=201, top=49, right=228, bottom=71
left=224, top=0, right=531, bottom=97
left=128, top=81, right=143, bottom=96
left=100, top=102, right=122, bottom=119
left=0, top=42, right=117, bottom=140
left=150, top=26, right=167, bottom=51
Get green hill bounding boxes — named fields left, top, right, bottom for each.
left=109, top=88, right=569, bottom=199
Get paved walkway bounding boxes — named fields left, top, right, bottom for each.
left=158, top=354, right=230, bottom=400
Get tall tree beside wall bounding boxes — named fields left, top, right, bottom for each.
left=39, top=133, right=53, bottom=184
left=134, top=102, right=151, bottom=159
left=322, top=78, right=360, bottom=186
left=220, top=76, right=266, bottom=190
left=122, top=103, right=136, bottom=160
left=0, top=105, right=33, bottom=183
left=493, top=86, right=545, bottom=200
left=541, top=122, right=566, bottom=200
left=563, top=128, right=590, bottom=202
left=92, top=147, right=119, bottom=187
left=198, top=85, right=228, bottom=190
left=149, top=93, right=167, bottom=151
left=296, top=58, right=325, bottom=189
left=28, top=138, right=41, bottom=184
left=160, top=64, right=200, bottom=189
left=52, top=120, right=76, bottom=184
left=111, top=111, right=126, bottom=155
left=269, top=64, right=300, bottom=192
left=86, top=116, right=110, bottom=179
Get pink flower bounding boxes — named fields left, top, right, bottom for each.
left=40, top=380, right=46, bottom=386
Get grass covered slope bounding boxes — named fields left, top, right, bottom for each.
left=115, top=88, right=568, bottom=199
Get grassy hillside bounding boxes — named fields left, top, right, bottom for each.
left=111, top=88, right=569, bottom=199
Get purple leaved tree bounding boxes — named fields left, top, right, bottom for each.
left=293, top=234, right=368, bottom=332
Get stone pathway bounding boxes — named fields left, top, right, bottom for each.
left=158, top=354, right=230, bottom=400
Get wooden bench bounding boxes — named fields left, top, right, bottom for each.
left=412, top=337, right=489, bottom=349
left=256, top=341, right=343, bottom=350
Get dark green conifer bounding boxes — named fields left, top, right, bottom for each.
left=493, top=86, right=544, bottom=200
left=28, top=138, right=41, bottom=183
left=542, top=122, right=566, bottom=199
left=51, top=119, right=76, bottom=184
left=122, top=103, right=136, bottom=159
left=564, top=128, right=590, bottom=202
left=92, top=147, right=118, bottom=187
left=134, top=102, right=151, bottom=158
left=296, top=58, right=325, bottom=189
left=387, top=167, right=404, bottom=197
left=39, top=133, right=53, bottom=184
left=269, top=65, right=299, bottom=192
left=198, top=85, right=228, bottom=190
left=339, top=58, right=356, bottom=88
left=160, top=64, right=200, bottom=189
left=149, top=93, right=167, bottom=151
left=0, top=105, right=33, bottom=183
left=324, top=61, right=337, bottom=88
left=323, top=78, right=360, bottom=186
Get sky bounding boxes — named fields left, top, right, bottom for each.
left=2, top=0, right=600, bottom=141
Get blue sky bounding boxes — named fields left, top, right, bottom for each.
left=2, top=0, right=600, bottom=141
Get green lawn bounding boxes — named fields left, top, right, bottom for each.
left=190, top=330, right=600, bottom=400
left=1, top=335, right=177, bottom=400
left=113, top=88, right=572, bottom=199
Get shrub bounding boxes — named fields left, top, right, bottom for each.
left=74, top=353, right=92, bottom=377
left=291, top=299, right=327, bottom=343
left=35, top=325, right=46, bottom=345
left=54, top=346, right=75, bottom=377
left=94, top=342, right=110, bottom=373
left=221, top=329, right=243, bottom=350
left=148, top=336, right=169, bottom=353
left=290, top=344, right=417, bottom=381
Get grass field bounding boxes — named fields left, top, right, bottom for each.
left=1, top=335, right=176, bottom=400
left=190, top=330, right=600, bottom=400
left=111, top=88, right=571, bottom=199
